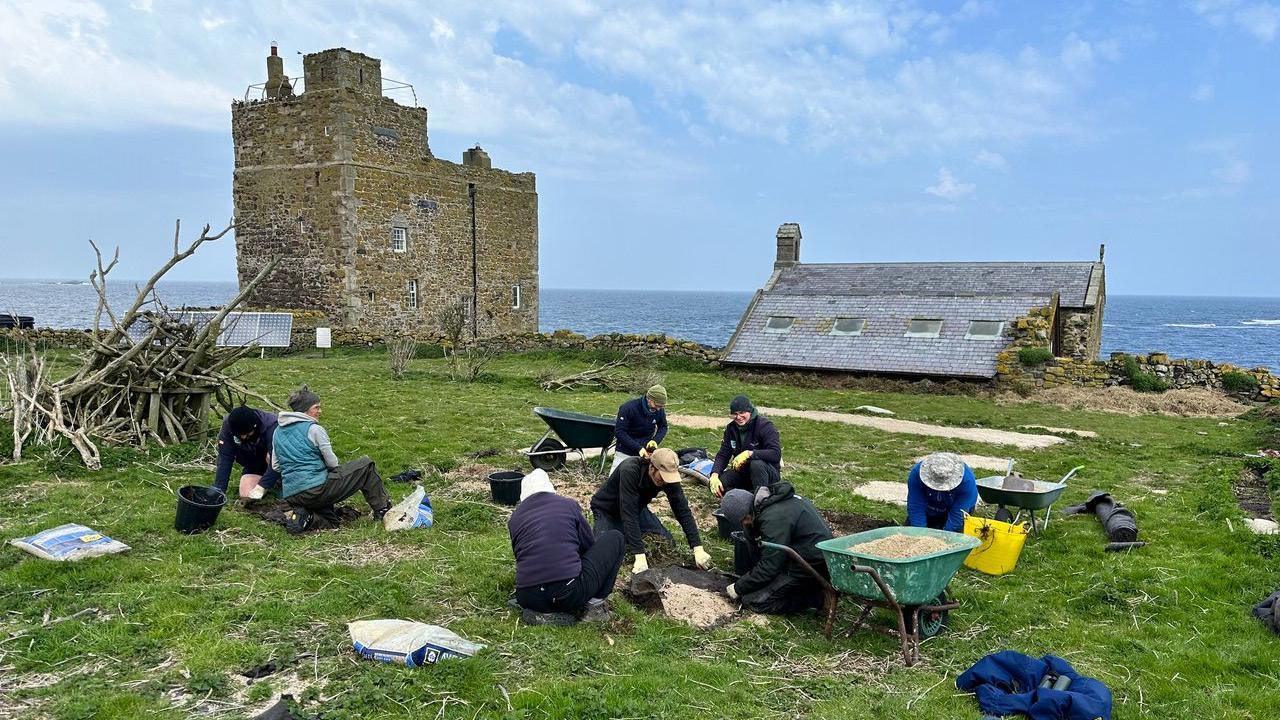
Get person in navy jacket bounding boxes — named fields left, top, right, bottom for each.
left=609, top=385, right=668, bottom=473
left=906, top=452, right=978, bottom=533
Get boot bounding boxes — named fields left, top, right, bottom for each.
left=579, top=598, right=612, bottom=623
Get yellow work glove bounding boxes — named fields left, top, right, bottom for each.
left=632, top=554, right=649, bottom=574
left=638, top=440, right=658, bottom=459
left=693, top=546, right=712, bottom=570
left=730, top=450, right=752, bottom=471
left=709, top=473, right=723, bottom=497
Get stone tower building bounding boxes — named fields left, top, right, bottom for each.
left=231, top=46, right=539, bottom=337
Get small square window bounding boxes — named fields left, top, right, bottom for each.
left=511, top=284, right=521, bottom=309
left=406, top=280, right=418, bottom=310
left=966, top=320, right=1004, bottom=340
left=905, top=319, right=942, bottom=338
left=831, top=318, right=865, bottom=336
left=765, top=316, right=795, bottom=333
left=391, top=227, right=407, bottom=253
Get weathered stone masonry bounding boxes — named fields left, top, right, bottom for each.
left=231, top=47, right=538, bottom=337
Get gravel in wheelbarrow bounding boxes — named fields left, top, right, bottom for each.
left=817, top=527, right=978, bottom=606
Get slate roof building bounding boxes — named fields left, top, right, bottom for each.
left=721, top=224, right=1106, bottom=379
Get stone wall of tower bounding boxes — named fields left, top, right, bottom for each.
left=231, top=47, right=539, bottom=337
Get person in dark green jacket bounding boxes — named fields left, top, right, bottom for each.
left=715, top=482, right=833, bottom=614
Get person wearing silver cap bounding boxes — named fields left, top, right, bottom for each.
left=906, top=452, right=978, bottom=533
left=714, top=482, right=833, bottom=614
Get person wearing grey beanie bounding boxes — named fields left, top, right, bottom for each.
left=272, top=384, right=392, bottom=533
left=708, top=394, right=783, bottom=503
left=715, top=481, right=833, bottom=615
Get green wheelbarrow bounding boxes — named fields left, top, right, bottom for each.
left=523, top=406, right=617, bottom=474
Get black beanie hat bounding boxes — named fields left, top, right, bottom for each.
left=227, top=406, right=259, bottom=436
left=729, top=395, right=753, bottom=414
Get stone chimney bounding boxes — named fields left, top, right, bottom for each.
left=462, top=145, right=492, bottom=169
left=265, top=42, right=292, bottom=99
left=775, top=223, right=801, bottom=267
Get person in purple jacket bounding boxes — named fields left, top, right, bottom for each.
left=906, top=452, right=978, bottom=533
left=508, top=469, right=625, bottom=623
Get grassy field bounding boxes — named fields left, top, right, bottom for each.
left=1, top=347, right=1278, bottom=719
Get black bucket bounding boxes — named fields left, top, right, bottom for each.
left=175, top=485, right=227, bottom=534
left=488, top=471, right=525, bottom=506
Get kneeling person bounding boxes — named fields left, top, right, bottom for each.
left=906, top=452, right=977, bottom=533
left=709, top=395, right=782, bottom=502
left=214, top=405, right=280, bottom=500
left=272, top=385, right=392, bottom=532
left=717, top=482, right=834, bottom=614
left=509, top=470, right=624, bottom=622
left=590, top=449, right=712, bottom=574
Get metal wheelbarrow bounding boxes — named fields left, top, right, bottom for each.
left=524, top=406, right=617, bottom=474
left=740, top=527, right=978, bottom=666
left=976, top=464, right=1083, bottom=534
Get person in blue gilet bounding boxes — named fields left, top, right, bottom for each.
left=272, top=385, right=392, bottom=533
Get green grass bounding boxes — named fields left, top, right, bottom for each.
left=1017, top=346, right=1054, bottom=366
left=2, top=347, right=1279, bottom=718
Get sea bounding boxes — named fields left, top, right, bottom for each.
left=2, top=280, right=1277, bottom=372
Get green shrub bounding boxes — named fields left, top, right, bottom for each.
left=1018, top=347, right=1054, bottom=365
left=1123, top=355, right=1168, bottom=393
left=1221, top=370, right=1260, bottom=394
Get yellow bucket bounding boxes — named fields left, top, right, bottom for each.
left=963, top=514, right=1029, bottom=576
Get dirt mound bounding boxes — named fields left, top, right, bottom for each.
left=237, top=500, right=363, bottom=531
left=820, top=510, right=895, bottom=537
left=624, top=566, right=738, bottom=628
left=998, top=386, right=1246, bottom=417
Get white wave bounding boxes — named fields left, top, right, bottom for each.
left=1165, top=323, right=1217, bottom=328
left=1241, top=319, right=1280, bottom=326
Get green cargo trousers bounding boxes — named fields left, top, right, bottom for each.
left=286, top=456, right=391, bottom=515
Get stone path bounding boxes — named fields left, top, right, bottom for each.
left=668, top=408, right=1068, bottom=450
left=1019, top=424, right=1098, bottom=438
left=852, top=481, right=909, bottom=506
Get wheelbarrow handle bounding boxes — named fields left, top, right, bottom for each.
left=1060, top=465, right=1084, bottom=484
left=752, top=539, right=838, bottom=596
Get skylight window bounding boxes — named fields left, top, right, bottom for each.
left=831, top=318, right=865, bottom=336
left=905, top=319, right=942, bottom=338
left=965, top=320, right=1004, bottom=340
left=765, top=316, right=795, bottom=333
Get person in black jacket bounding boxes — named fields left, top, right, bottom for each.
left=590, top=449, right=712, bottom=574
left=709, top=395, right=782, bottom=502
left=715, top=483, right=834, bottom=614
left=609, top=385, right=669, bottom=474
left=214, top=406, right=280, bottom=500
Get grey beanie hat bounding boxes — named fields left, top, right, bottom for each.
left=287, top=384, right=321, bottom=413
left=714, top=489, right=755, bottom=527
left=729, top=395, right=753, bottom=414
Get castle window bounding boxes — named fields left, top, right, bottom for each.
left=511, top=284, right=521, bottom=309
left=965, top=320, right=1004, bottom=340
left=765, top=316, right=795, bottom=334
left=367, top=290, right=375, bottom=303
left=905, top=319, right=943, bottom=338
left=407, top=280, right=418, bottom=310
left=391, top=227, right=407, bottom=253
left=830, top=318, right=865, bottom=336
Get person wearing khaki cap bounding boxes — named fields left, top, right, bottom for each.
left=589, top=448, right=712, bottom=574
left=609, top=384, right=669, bottom=474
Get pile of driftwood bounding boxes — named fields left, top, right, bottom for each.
left=2, top=221, right=277, bottom=469
left=538, top=351, right=659, bottom=393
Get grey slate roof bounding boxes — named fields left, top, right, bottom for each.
left=768, top=262, right=1102, bottom=308
left=723, top=293, right=1051, bottom=378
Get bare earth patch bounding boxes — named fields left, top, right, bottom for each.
left=671, top=408, right=1065, bottom=450
left=852, top=481, right=909, bottom=506
left=998, top=386, right=1246, bottom=418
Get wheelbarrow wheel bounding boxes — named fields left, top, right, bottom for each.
left=994, top=506, right=1014, bottom=523
left=529, top=438, right=567, bottom=472
left=904, top=593, right=950, bottom=640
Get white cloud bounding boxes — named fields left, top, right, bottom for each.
left=925, top=167, right=975, bottom=200
left=1212, top=158, right=1251, bottom=184
left=1191, top=0, right=1280, bottom=41
left=1191, top=82, right=1215, bottom=101
left=975, top=149, right=1009, bottom=171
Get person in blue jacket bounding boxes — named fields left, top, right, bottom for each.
left=906, top=452, right=977, bottom=533
left=609, top=385, right=668, bottom=473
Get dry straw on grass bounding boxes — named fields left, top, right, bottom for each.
left=999, top=385, right=1247, bottom=417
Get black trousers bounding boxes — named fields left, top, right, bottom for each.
left=516, top=530, right=626, bottom=614
left=287, top=456, right=391, bottom=514
left=720, top=458, right=780, bottom=493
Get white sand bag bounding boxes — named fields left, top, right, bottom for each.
left=9, top=523, right=130, bottom=561
left=349, top=619, right=484, bottom=666
left=383, top=485, right=434, bottom=531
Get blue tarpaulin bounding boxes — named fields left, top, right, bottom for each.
left=957, top=650, right=1112, bottom=720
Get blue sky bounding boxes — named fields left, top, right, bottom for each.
left=0, top=0, right=1276, bottom=295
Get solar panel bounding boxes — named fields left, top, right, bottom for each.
left=123, top=311, right=293, bottom=348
